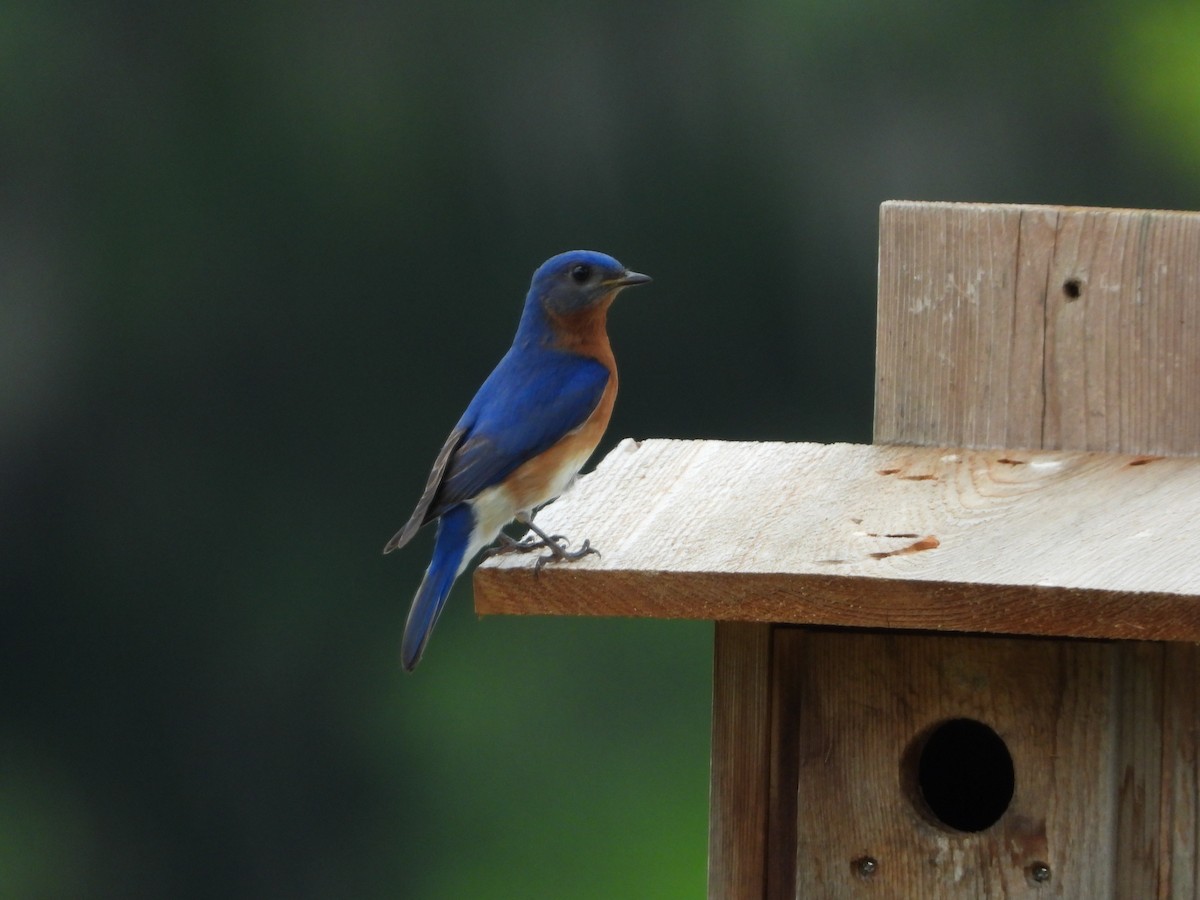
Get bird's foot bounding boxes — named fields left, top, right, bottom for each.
left=481, top=531, right=566, bottom=559
left=493, top=517, right=601, bottom=574
left=533, top=537, right=600, bottom=575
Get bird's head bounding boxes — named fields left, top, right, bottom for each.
left=529, top=250, right=651, bottom=315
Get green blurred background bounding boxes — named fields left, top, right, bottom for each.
left=4, top=1, right=1199, bottom=896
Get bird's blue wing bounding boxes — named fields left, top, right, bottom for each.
left=430, top=347, right=609, bottom=517
left=384, top=346, right=609, bottom=552
left=383, top=424, right=467, bottom=553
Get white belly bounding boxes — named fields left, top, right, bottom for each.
left=463, top=443, right=594, bottom=573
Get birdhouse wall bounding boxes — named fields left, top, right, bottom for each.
left=709, top=202, right=1200, bottom=898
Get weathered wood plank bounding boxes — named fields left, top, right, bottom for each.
left=707, top=623, right=773, bottom=900
left=1161, top=644, right=1200, bottom=898
left=1111, top=642, right=1166, bottom=897
left=875, top=201, right=1200, bottom=455
left=1043, top=208, right=1200, bottom=455
left=764, top=625, right=802, bottom=900
left=875, top=202, right=1051, bottom=451
left=776, top=630, right=1171, bottom=898
left=475, top=438, right=1200, bottom=641
left=762, top=631, right=1194, bottom=898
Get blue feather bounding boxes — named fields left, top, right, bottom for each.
left=400, top=503, right=474, bottom=671
left=427, top=347, right=609, bottom=517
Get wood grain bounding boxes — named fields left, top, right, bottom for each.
left=474, top=438, right=1200, bottom=641
left=707, top=623, right=773, bottom=900
left=870, top=201, right=1200, bottom=899
left=1161, top=644, right=1200, bottom=898
left=875, top=201, right=1200, bottom=455
left=875, top=202, right=1051, bottom=450
left=774, top=629, right=1174, bottom=898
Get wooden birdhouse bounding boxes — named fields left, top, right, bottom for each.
left=476, top=201, right=1200, bottom=898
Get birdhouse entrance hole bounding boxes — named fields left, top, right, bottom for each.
left=906, top=718, right=1014, bottom=833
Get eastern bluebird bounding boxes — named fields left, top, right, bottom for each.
left=384, top=250, right=650, bottom=670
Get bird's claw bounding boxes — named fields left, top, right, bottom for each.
left=481, top=532, right=567, bottom=559
left=533, top=538, right=601, bottom=575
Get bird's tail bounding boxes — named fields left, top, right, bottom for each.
left=401, top=503, right=475, bottom=671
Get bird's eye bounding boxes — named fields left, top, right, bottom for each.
left=570, top=264, right=592, bottom=284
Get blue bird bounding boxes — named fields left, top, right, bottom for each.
left=384, top=250, right=651, bottom=670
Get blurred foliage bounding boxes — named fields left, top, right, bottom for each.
left=3, top=0, right=1199, bottom=897
left=1115, top=1, right=1200, bottom=175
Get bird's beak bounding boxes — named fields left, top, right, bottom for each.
left=610, top=270, right=652, bottom=287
